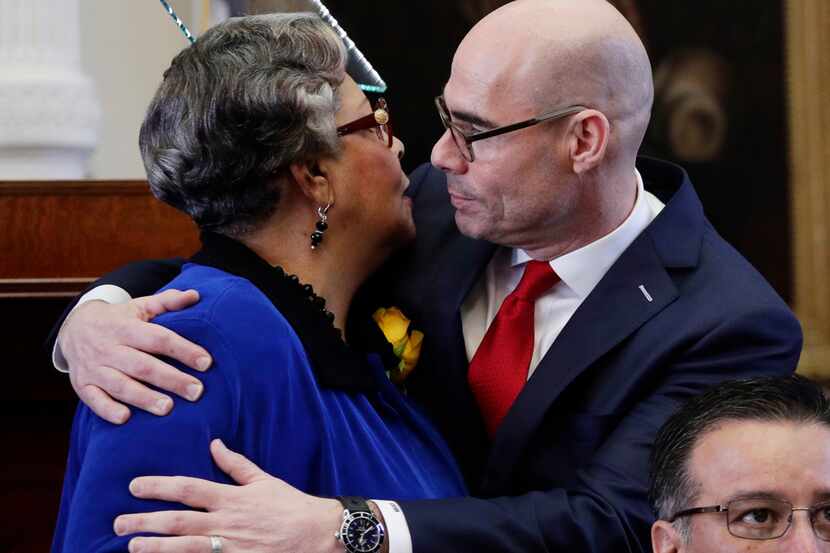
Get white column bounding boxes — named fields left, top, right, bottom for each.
left=0, top=0, right=101, bottom=179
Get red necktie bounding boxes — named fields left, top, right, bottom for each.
left=468, top=260, right=560, bottom=437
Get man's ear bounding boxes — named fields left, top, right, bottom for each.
left=566, top=109, right=610, bottom=175
left=651, top=520, right=683, bottom=553
left=289, top=159, right=335, bottom=208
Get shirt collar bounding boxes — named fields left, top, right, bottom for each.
left=513, top=169, right=663, bottom=297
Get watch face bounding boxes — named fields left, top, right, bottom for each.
left=342, top=512, right=385, bottom=553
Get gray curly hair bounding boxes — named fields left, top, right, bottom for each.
left=139, top=13, right=347, bottom=237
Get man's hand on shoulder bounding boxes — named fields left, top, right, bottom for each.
left=60, top=288, right=213, bottom=424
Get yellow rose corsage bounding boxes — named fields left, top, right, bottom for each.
left=372, top=307, right=424, bottom=384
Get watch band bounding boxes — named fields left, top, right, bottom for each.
left=337, top=496, right=371, bottom=514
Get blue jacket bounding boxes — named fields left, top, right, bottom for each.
left=51, top=234, right=466, bottom=552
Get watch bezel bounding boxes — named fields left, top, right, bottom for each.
left=336, top=509, right=386, bottom=553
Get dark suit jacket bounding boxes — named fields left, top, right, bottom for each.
left=48, top=157, right=802, bottom=553
left=353, top=157, right=801, bottom=552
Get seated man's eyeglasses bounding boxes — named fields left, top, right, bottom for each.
left=669, top=497, right=830, bottom=541
left=434, top=95, right=585, bottom=162
left=337, top=97, right=393, bottom=148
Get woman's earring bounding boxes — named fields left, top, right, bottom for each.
left=310, top=203, right=331, bottom=250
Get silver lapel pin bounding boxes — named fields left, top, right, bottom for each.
left=638, top=284, right=654, bottom=303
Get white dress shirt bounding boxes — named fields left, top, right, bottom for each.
left=461, top=170, right=664, bottom=378
left=53, top=170, right=664, bottom=553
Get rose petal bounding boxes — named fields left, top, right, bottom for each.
left=373, top=307, right=410, bottom=343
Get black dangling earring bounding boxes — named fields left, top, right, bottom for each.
left=310, top=203, right=331, bottom=250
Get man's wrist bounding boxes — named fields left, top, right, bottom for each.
left=52, top=284, right=133, bottom=372
left=372, top=500, right=412, bottom=553
left=367, top=501, right=390, bottom=553
left=322, top=498, right=346, bottom=553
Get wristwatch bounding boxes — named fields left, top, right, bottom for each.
left=335, top=496, right=386, bottom=553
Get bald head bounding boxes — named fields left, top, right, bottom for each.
left=453, top=0, right=654, bottom=162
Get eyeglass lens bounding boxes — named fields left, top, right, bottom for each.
left=435, top=97, right=474, bottom=162
left=726, top=498, right=830, bottom=541
left=375, top=124, right=391, bottom=147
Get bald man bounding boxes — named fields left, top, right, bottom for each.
left=50, top=1, right=800, bottom=551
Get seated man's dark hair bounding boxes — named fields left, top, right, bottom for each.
left=649, top=374, right=830, bottom=538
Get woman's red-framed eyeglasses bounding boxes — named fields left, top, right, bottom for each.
left=336, top=98, right=393, bottom=148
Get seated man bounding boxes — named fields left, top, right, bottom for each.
left=649, top=375, right=830, bottom=553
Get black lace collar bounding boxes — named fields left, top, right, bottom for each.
left=190, top=231, right=382, bottom=393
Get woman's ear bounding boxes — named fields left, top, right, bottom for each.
left=289, top=160, right=335, bottom=208
left=566, top=109, right=610, bottom=175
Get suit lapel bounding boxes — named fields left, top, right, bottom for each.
left=480, top=158, right=703, bottom=491
left=404, top=169, right=498, bottom=384
left=432, top=236, right=497, bottom=322
left=417, top=234, right=496, bottom=387
left=408, top=232, right=497, bottom=485
left=481, top=225, right=679, bottom=491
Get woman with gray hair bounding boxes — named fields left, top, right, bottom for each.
left=51, top=13, right=466, bottom=553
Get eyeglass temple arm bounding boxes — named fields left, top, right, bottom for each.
left=668, top=505, right=727, bottom=522
left=336, top=112, right=387, bottom=136
left=466, top=105, right=587, bottom=143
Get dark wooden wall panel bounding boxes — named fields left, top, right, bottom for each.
left=1, top=182, right=198, bottom=552
left=0, top=181, right=199, bottom=297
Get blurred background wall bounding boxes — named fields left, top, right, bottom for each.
left=79, top=0, right=199, bottom=178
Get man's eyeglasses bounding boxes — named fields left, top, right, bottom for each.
left=337, top=98, right=393, bottom=148
left=669, top=497, right=830, bottom=541
left=434, top=95, right=585, bottom=162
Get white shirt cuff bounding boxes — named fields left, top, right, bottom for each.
left=372, top=500, right=412, bottom=553
left=52, top=285, right=133, bottom=372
